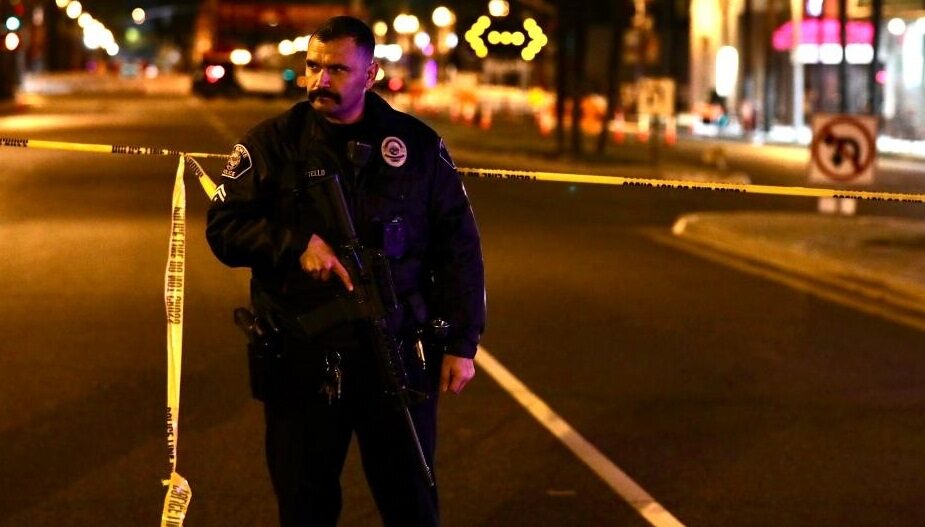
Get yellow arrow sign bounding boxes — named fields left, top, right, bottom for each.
left=465, top=16, right=549, bottom=61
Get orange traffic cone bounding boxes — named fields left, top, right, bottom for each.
left=479, top=106, right=493, bottom=130
left=664, top=116, right=677, bottom=146
left=612, top=111, right=626, bottom=144
left=637, top=114, right=650, bottom=144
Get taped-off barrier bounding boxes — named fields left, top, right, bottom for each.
left=4, top=136, right=924, bottom=527
left=4, top=136, right=925, bottom=203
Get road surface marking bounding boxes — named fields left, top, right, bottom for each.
left=646, top=230, right=925, bottom=334
left=476, top=346, right=685, bottom=527
left=187, top=98, right=239, bottom=145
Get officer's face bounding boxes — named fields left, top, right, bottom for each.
left=305, top=37, right=378, bottom=124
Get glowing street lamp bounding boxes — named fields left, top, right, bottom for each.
left=230, top=49, right=253, bottom=66
left=432, top=6, right=456, bottom=28
left=393, top=14, right=420, bottom=35
left=132, top=8, right=146, bottom=25
left=278, top=39, right=295, bottom=56
left=4, top=32, right=19, bottom=51
left=715, top=45, right=740, bottom=97
left=887, top=18, right=906, bottom=36
left=77, top=13, right=93, bottom=28
left=414, top=31, right=431, bottom=50
left=66, top=1, right=83, bottom=20
left=373, top=20, right=388, bottom=37
left=488, top=0, right=510, bottom=17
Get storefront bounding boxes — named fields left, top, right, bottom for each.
left=689, top=0, right=925, bottom=144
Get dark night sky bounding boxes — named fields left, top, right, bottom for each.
left=80, top=1, right=538, bottom=33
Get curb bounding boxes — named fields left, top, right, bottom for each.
left=671, top=212, right=925, bottom=317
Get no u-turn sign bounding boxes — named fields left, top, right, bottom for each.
left=809, top=114, right=878, bottom=185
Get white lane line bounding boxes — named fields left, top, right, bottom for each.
left=475, top=346, right=685, bottom=527
left=186, top=98, right=239, bottom=145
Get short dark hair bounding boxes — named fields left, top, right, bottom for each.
left=311, top=16, right=375, bottom=60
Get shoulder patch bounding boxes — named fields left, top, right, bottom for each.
left=213, top=184, right=227, bottom=202
left=438, top=138, right=456, bottom=170
left=222, top=144, right=252, bottom=179
left=381, top=136, right=407, bottom=168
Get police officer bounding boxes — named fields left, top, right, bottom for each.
left=206, top=15, right=485, bottom=527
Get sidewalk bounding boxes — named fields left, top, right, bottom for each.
left=672, top=211, right=925, bottom=323
left=0, top=94, right=33, bottom=116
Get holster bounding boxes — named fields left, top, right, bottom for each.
left=234, top=307, right=282, bottom=401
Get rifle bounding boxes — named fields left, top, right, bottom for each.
left=307, top=172, right=435, bottom=488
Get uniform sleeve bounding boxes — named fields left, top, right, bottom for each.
left=206, top=139, right=311, bottom=272
left=427, top=137, right=486, bottom=359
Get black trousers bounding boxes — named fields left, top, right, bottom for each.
left=263, top=326, right=440, bottom=527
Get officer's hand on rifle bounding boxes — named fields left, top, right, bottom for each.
left=440, top=355, right=475, bottom=394
left=300, top=234, right=354, bottom=292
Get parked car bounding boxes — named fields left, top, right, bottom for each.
left=192, top=50, right=301, bottom=98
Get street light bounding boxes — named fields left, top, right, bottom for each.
left=414, top=31, right=431, bottom=50
left=55, top=0, right=68, bottom=8
left=230, top=49, right=253, bottom=66
left=132, top=8, right=146, bottom=25
left=77, top=13, right=93, bottom=28
left=432, top=6, right=455, bottom=28
left=488, top=0, right=510, bottom=17
left=278, top=40, right=295, bottom=56
left=4, top=32, right=19, bottom=51
left=66, top=1, right=82, bottom=20
left=715, top=45, right=739, bottom=97
left=373, top=20, right=388, bottom=38
left=887, top=18, right=906, bottom=36
left=393, top=14, right=420, bottom=35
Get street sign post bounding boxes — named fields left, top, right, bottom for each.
left=636, top=78, right=676, bottom=167
left=809, top=113, right=878, bottom=215
left=637, top=77, right=675, bottom=118
left=809, top=113, right=878, bottom=185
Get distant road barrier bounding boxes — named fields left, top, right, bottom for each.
left=4, top=135, right=925, bottom=527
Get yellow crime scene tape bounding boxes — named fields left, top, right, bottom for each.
left=3, top=135, right=925, bottom=527
left=0, top=136, right=227, bottom=160
left=162, top=156, right=192, bottom=527
left=458, top=167, right=925, bottom=204
left=4, top=135, right=925, bottom=203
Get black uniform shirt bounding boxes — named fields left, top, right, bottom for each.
left=206, top=92, right=486, bottom=358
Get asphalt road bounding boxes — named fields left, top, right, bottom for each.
left=1, top=94, right=924, bottom=527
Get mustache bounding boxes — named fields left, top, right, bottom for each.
left=308, top=89, right=342, bottom=103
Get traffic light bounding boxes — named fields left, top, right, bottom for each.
left=3, top=0, right=23, bottom=51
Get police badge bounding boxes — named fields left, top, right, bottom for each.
left=381, top=137, right=407, bottom=168
left=222, top=144, right=252, bottom=179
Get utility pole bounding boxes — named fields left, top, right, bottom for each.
left=741, top=0, right=754, bottom=127
left=0, top=0, right=23, bottom=100
left=838, top=0, right=848, bottom=113
left=790, top=0, right=805, bottom=130
left=763, top=0, right=779, bottom=131
left=866, top=0, right=882, bottom=115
